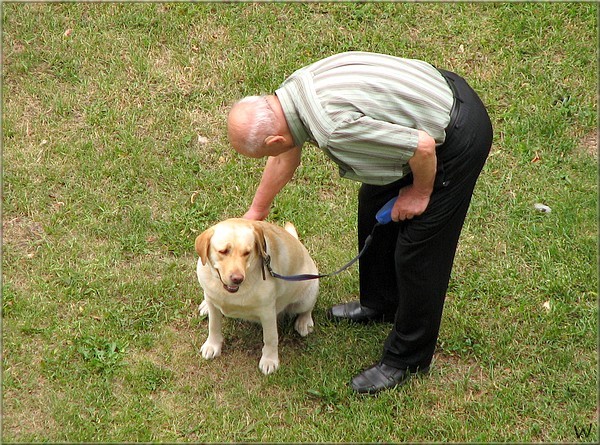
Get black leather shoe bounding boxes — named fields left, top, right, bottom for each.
left=326, top=301, right=388, bottom=323
left=350, top=362, right=430, bottom=394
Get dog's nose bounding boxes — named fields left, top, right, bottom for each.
left=230, top=274, right=244, bottom=285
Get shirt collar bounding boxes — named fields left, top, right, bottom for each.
left=275, top=84, right=310, bottom=148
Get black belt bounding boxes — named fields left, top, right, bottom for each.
left=437, top=68, right=463, bottom=132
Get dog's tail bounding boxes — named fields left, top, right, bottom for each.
left=284, top=222, right=298, bottom=239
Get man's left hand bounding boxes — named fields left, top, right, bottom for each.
left=392, top=185, right=431, bottom=221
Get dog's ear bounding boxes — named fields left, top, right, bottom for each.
left=253, top=223, right=267, bottom=258
left=195, top=228, right=214, bottom=266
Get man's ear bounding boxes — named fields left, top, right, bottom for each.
left=264, top=135, right=286, bottom=146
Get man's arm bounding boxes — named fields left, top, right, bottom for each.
left=392, top=130, right=437, bottom=221
left=328, top=115, right=438, bottom=220
left=243, top=147, right=302, bottom=220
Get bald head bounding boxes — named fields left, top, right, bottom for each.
left=227, top=96, right=279, bottom=157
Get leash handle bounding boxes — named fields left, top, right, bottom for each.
left=264, top=222, right=382, bottom=282
left=375, top=197, right=396, bottom=224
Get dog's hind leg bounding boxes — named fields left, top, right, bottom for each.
left=291, top=282, right=318, bottom=337
left=198, top=299, right=209, bottom=317
left=294, top=310, right=314, bottom=337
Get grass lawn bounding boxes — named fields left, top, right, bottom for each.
left=2, top=2, right=597, bottom=443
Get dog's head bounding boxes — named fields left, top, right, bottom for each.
left=195, top=219, right=267, bottom=293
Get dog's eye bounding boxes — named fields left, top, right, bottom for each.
left=242, top=251, right=251, bottom=257
left=218, top=248, right=230, bottom=255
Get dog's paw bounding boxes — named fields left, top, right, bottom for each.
left=259, top=356, right=280, bottom=375
left=198, top=300, right=209, bottom=317
left=294, top=313, right=314, bottom=337
left=200, top=340, right=222, bottom=360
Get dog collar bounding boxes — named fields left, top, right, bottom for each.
left=261, top=254, right=272, bottom=281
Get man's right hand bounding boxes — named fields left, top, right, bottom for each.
left=243, top=207, right=269, bottom=221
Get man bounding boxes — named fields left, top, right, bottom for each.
left=227, top=52, right=493, bottom=394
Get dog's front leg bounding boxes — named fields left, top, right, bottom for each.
left=259, top=308, right=279, bottom=375
left=200, top=300, right=223, bottom=360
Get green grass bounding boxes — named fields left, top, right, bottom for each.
left=2, top=2, right=597, bottom=443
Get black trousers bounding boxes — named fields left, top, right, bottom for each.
left=357, top=70, right=493, bottom=370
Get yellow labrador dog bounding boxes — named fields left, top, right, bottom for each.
left=195, top=218, right=318, bottom=375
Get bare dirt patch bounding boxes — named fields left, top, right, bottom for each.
left=578, top=130, right=598, bottom=158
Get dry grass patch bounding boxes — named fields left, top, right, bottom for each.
left=2, top=216, right=46, bottom=257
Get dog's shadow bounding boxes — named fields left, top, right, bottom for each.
left=205, top=315, right=308, bottom=357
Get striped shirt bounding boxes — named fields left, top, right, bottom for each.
left=275, top=52, right=454, bottom=185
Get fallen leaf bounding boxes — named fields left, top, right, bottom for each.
left=190, top=190, right=201, bottom=204
left=534, top=203, right=552, bottom=213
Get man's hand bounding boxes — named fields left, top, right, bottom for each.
left=391, top=185, right=431, bottom=221
left=243, top=206, right=269, bottom=221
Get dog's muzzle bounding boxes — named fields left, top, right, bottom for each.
left=216, top=269, right=243, bottom=293
left=223, top=284, right=239, bottom=293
